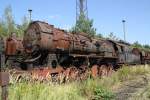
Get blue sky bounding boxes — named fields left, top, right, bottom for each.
left=0, top=0, right=150, bottom=45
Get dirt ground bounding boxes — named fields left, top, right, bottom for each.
left=114, top=74, right=150, bottom=100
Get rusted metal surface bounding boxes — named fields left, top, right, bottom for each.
left=0, top=72, right=9, bottom=86
left=2, top=86, right=8, bottom=100
left=142, top=50, right=150, bottom=64
left=107, top=64, right=114, bottom=76
left=23, top=21, right=118, bottom=57
left=5, top=38, right=17, bottom=55
left=5, top=37, right=23, bottom=56
left=78, top=65, right=89, bottom=80
left=32, top=68, right=50, bottom=80
left=0, top=44, right=9, bottom=100
left=91, top=65, right=98, bottom=78
left=23, top=21, right=70, bottom=52
left=64, top=66, right=79, bottom=81
left=31, top=66, right=64, bottom=82
left=99, top=65, right=108, bottom=77
left=132, top=48, right=141, bottom=55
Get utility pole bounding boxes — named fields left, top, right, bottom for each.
left=76, top=0, right=88, bottom=22
left=75, top=0, right=88, bottom=50
left=122, top=19, right=126, bottom=41
left=28, top=9, right=32, bottom=23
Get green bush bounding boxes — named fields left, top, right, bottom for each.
left=93, top=86, right=114, bottom=100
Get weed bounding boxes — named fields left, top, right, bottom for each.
left=5, top=65, right=150, bottom=100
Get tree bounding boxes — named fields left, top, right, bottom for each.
left=132, top=41, right=142, bottom=48
left=21, top=16, right=29, bottom=30
left=95, top=33, right=103, bottom=38
left=132, top=41, right=150, bottom=51
left=143, top=44, right=150, bottom=50
left=3, top=5, right=15, bottom=35
left=71, top=13, right=97, bottom=37
left=107, top=32, right=119, bottom=40
left=0, top=18, right=7, bottom=37
left=16, top=16, right=29, bottom=37
left=0, top=5, right=29, bottom=37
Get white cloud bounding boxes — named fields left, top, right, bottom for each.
left=60, top=25, right=72, bottom=30
left=49, top=14, right=60, bottom=19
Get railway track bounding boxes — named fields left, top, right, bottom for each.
left=114, top=74, right=149, bottom=100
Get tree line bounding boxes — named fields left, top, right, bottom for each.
left=0, top=5, right=29, bottom=38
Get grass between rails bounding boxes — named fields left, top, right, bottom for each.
left=2, top=65, right=150, bottom=100
left=145, top=83, right=150, bottom=99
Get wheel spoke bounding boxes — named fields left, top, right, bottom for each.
left=91, top=65, right=98, bottom=78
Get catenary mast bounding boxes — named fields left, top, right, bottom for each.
left=76, top=0, right=88, bottom=22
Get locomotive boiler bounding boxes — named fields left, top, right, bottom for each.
left=23, top=21, right=118, bottom=76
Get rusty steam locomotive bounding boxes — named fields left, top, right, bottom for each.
left=2, top=21, right=150, bottom=79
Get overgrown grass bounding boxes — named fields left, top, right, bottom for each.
left=101, top=65, right=150, bottom=89
left=7, top=79, right=114, bottom=100
left=146, top=84, right=150, bottom=99
left=2, top=65, right=150, bottom=100
left=79, top=78, right=115, bottom=100
left=117, top=65, right=150, bottom=81
left=8, top=82, right=84, bottom=100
